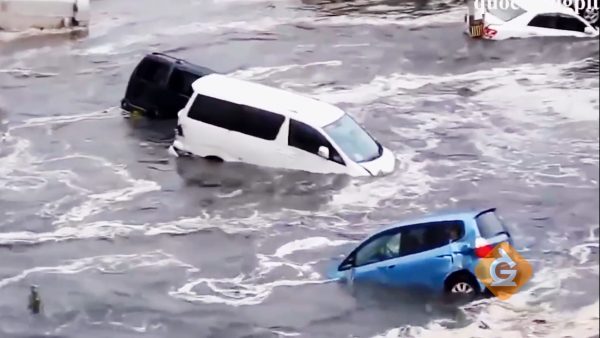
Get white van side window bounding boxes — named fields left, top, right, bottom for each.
left=288, top=119, right=345, bottom=165
left=188, top=94, right=284, bottom=140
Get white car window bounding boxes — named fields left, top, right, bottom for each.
left=556, top=13, right=589, bottom=32
left=528, top=14, right=559, bottom=29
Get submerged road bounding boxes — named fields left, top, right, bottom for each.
left=0, top=0, right=598, bottom=337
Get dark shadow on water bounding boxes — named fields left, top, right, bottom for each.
left=563, top=57, right=600, bottom=79
left=122, top=112, right=178, bottom=145
left=173, top=155, right=354, bottom=211
left=307, top=281, right=479, bottom=336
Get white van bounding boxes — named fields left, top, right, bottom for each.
left=168, top=74, right=396, bottom=177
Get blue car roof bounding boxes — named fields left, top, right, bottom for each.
left=378, top=207, right=496, bottom=232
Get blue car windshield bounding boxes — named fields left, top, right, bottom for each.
left=323, top=114, right=381, bottom=163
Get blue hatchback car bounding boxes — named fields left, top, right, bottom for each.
left=328, top=208, right=513, bottom=299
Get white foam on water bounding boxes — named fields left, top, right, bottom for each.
left=307, top=8, right=463, bottom=28
left=9, top=107, right=120, bottom=131
left=0, top=137, right=34, bottom=183
left=370, top=264, right=599, bottom=338
left=0, top=221, right=145, bottom=245
left=76, top=5, right=463, bottom=58
left=170, top=271, right=329, bottom=307
left=0, top=209, right=277, bottom=245
left=0, top=27, right=88, bottom=43
left=0, top=108, right=160, bottom=236
left=328, top=150, right=435, bottom=211
left=74, top=34, right=156, bottom=56
left=2, top=175, right=48, bottom=191
left=228, top=60, right=343, bottom=82
left=270, top=329, right=301, bottom=337
left=0, top=251, right=198, bottom=289
left=273, top=237, right=353, bottom=258
left=332, top=43, right=371, bottom=48
left=54, top=177, right=160, bottom=226
left=308, top=59, right=599, bottom=120
left=0, top=68, right=58, bottom=78
left=570, top=241, right=599, bottom=265
left=170, top=237, right=349, bottom=306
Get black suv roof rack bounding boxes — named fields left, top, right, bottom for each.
left=149, top=52, right=188, bottom=64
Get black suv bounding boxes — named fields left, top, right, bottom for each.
left=121, top=53, right=215, bottom=119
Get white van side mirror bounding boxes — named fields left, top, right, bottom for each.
left=317, top=146, right=330, bottom=159
left=585, top=26, right=597, bottom=34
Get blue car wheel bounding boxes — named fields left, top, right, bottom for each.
left=445, top=272, right=479, bottom=302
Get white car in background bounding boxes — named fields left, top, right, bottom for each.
left=465, top=0, right=599, bottom=39
left=169, top=74, right=396, bottom=177
left=0, top=0, right=90, bottom=31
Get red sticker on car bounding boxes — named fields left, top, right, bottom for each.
left=484, top=26, right=498, bottom=38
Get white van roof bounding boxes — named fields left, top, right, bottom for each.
left=191, top=74, right=345, bottom=127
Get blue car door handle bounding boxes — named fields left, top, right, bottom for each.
left=437, top=254, right=454, bottom=263
left=378, top=265, right=395, bottom=269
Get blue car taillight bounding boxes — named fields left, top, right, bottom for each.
left=474, top=237, right=494, bottom=258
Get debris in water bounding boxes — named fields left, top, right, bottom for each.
left=138, top=159, right=170, bottom=165
left=28, top=285, right=42, bottom=314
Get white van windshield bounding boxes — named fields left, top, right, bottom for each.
left=323, top=115, right=381, bottom=163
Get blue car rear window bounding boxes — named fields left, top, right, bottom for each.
left=476, top=211, right=506, bottom=238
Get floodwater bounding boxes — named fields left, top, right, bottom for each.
left=0, top=0, right=598, bottom=337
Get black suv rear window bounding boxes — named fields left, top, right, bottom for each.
left=476, top=211, right=506, bottom=238
left=137, top=59, right=171, bottom=83
left=169, top=69, right=200, bottom=97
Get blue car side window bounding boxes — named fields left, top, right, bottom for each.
left=399, top=221, right=465, bottom=257
left=354, top=231, right=401, bottom=267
